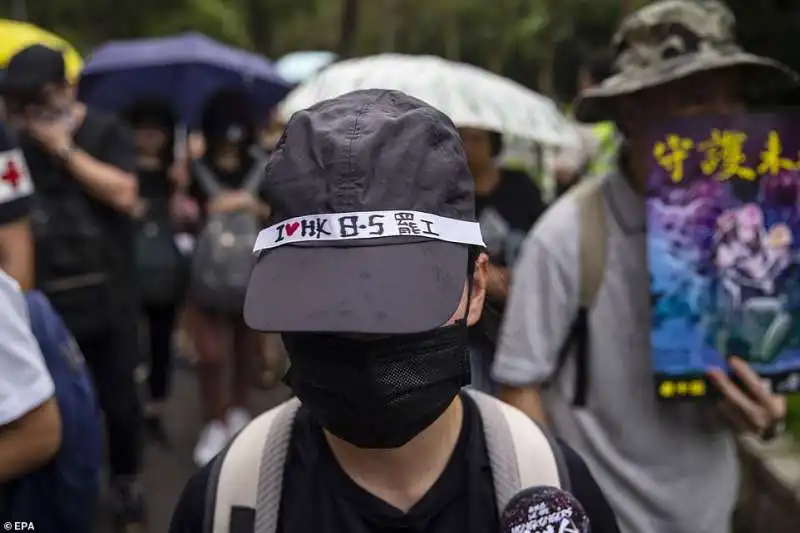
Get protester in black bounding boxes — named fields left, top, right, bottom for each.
left=170, top=89, right=618, bottom=533
left=3, top=44, right=145, bottom=528
left=0, top=120, right=34, bottom=288
left=171, top=396, right=619, bottom=533
left=186, top=90, right=270, bottom=468
left=125, top=99, right=185, bottom=445
left=459, top=127, right=546, bottom=394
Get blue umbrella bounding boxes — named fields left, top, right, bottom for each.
left=78, top=32, right=291, bottom=127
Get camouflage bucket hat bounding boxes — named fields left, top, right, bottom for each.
left=574, top=0, right=799, bottom=123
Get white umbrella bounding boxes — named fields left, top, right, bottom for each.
left=279, top=54, right=578, bottom=147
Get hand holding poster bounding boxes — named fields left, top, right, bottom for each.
left=647, top=113, right=800, bottom=400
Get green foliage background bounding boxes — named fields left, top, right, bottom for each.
left=2, top=0, right=798, bottom=105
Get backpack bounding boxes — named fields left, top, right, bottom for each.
left=4, top=291, right=102, bottom=533
left=135, top=197, right=186, bottom=307
left=550, top=176, right=608, bottom=407
left=206, top=389, right=570, bottom=533
left=189, top=157, right=268, bottom=314
left=29, top=113, right=121, bottom=340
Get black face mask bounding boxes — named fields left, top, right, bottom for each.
left=282, top=321, right=471, bottom=449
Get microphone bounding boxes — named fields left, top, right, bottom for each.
left=499, top=486, right=590, bottom=533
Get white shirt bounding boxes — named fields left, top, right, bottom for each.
left=0, top=270, right=54, bottom=426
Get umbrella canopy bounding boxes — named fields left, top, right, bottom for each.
left=280, top=54, right=577, bottom=146
left=0, top=19, right=82, bottom=83
left=79, top=32, right=291, bottom=127
left=275, top=50, right=338, bottom=85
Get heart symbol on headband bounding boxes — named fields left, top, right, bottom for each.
left=285, top=222, right=300, bottom=236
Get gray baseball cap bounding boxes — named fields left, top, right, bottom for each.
left=244, top=89, right=485, bottom=334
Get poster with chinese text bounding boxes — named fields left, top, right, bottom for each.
left=647, top=113, right=800, bottom=400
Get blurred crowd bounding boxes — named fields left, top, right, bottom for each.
left=0, top=2, right=797, bottom=533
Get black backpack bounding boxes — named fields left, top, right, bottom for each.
left=29, top=113, right=122, bottom=341
left=135, top=197, right=186, bottom=307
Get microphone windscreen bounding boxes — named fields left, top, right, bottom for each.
left=499, top=485, right=590, bottom=533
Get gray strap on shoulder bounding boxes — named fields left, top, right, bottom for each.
left=192, top=154, right=269, bottom=199
left=464, top=389, right=562, bottom=513
left=192, top=159, right=224, bottom=198
left=211, top=398, right=301, bottom=533
left=204, top=440, right=234, bottom=533
left=240, top=155, right=270, bottom=197
left=253, top=398, right=300, bottom=533
left=572, top=177, right=608, bottom=308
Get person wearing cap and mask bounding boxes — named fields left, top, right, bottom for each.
left=169, top=89, right=620, bottom=533
left=186, top=90, right=271, bottom=468
left=493, top=2, right=797, bottom=532
left=2, top=44, right=145, bottom=528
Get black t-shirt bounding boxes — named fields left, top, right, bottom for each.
left=138, top=167, right=173, bottom=200
left=20, top=109, right=138, bottom=309
left=0, top=121, right=33, bottom=225
left=474, top=169, right=545, bottom=269
left=169, top=392, right=620, bottom=533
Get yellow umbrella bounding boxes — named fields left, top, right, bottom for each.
left=0, top=19, right=83, bottom=83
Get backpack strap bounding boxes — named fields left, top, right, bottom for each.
left=240, top=155, right=270, bottom=197
left=464, top=390, right=566, bottom=513
left=575, top=177, right=607, bottom=309
left=210, top=398, right=301, bottom=533
left=192, top=159, right=225, bottom=198
left=550, top=177, right=608, bottom=408
left=191, top=155, right=270, bottom=199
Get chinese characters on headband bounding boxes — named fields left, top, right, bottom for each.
left=272, top=211, right=441, bottom=242
left=652, top=129, right=797, bottom=183
left=394, top=212, right=438, bottom=236
left=253, top=209, right=484, bottom=252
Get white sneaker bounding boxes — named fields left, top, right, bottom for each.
left=226, top=407, right=251, bottom=438
left=193, top=421, right=229, bottom=467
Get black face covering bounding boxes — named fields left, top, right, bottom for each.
left=282, top=320, right=471, bottom=449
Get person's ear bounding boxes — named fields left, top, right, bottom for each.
left=467, top=252, right=489, bottom=327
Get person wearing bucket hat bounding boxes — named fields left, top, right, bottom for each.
left=493, top=2, right=798, bottom=533
left=169, top=89, right=622, bottom=533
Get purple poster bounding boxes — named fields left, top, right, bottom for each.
left=647, top=113, right=800, bottom=400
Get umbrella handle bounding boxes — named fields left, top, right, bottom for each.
left=174, top=125, right=188, bottom=161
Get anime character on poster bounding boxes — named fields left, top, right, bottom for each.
left=713, top=203, right=796, bottom=363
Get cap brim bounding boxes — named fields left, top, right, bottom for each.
left=574, top=53, right=799, bottom=123
left=244, top=241, right=468, bottom=334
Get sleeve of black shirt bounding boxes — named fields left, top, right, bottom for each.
left=556, top=438, right=620, bottom=533
left=169, top=459, right=214, bottom=533
left=0, top=121, right=33, bottom=225
left=0, top=196, right=31, bottom=226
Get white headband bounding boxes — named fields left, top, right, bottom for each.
left=253, top=210, right=485, bottom=253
